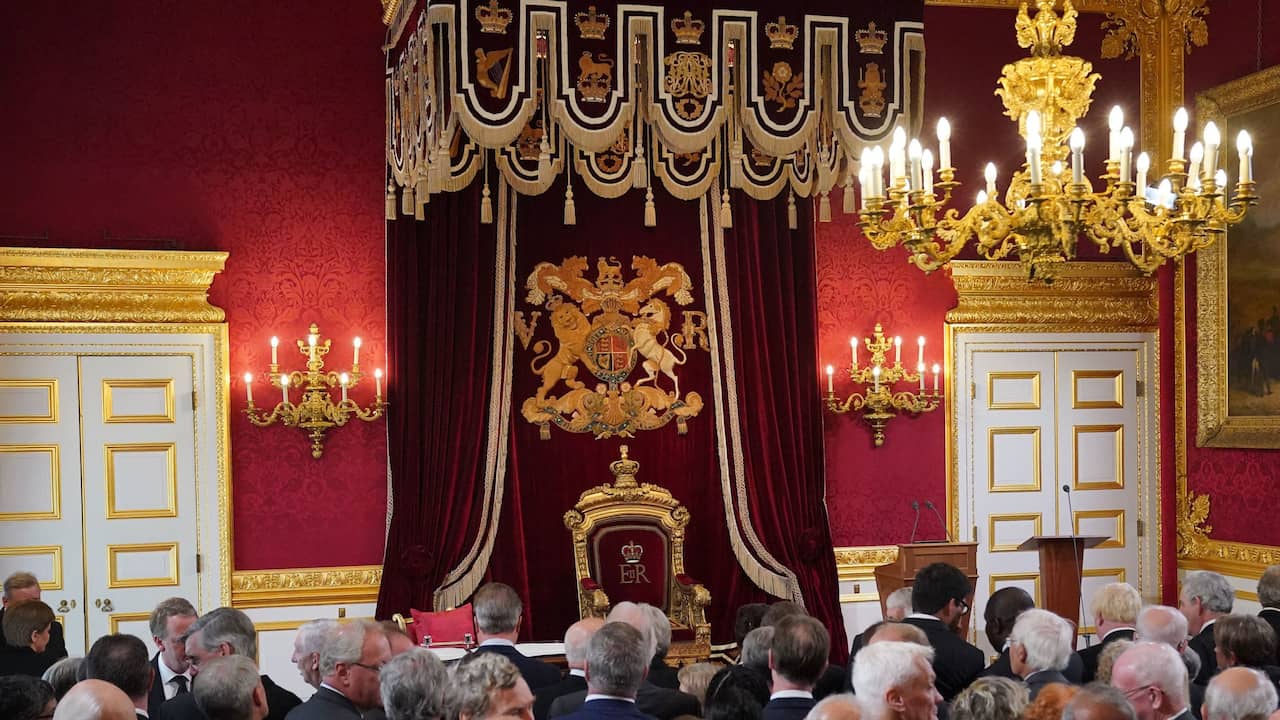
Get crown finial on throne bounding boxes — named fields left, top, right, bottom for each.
left=610, top=445, right=640, bottom=487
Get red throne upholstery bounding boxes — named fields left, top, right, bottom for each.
left=564, top=446, right=711, bottom=664
left=392, top=602, right=475, bottom=646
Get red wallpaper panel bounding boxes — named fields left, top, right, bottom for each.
left=0, top=3, right=389, bottom=568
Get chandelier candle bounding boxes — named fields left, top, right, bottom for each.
left=1173, top=107, right=1188, bottom=161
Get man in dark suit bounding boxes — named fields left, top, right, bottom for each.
left=556, top=623, right=653, bottom=720
left=1007, top=609, right=1075, bottom=700
left=192, top=656, right=270, bottom=720
left=1181, top=571, right=1234, bottom=685
left=1112, top=642, right=1196, bottom=720
left=1, top=571, right=67, bottom=661
left=283, top=619, right=390, bottom=720
left=147, top=597, right=199, bottom=713
left=453, top=652, right=536, bottom=720
left=1256, top=565, right=1280, bottom=664
left=763, top=615, right=829, bottom=720
left=977, top=587, right=1085, bottom=684
left=549, top=602, right=699, bottom=719
left=1079, top=583, right=1141, bottom=683
left=535, top=618, right=602, bottom=720
left=155, top=608, right=302, bottom=720
left=472, top=582, right=562, bottom=692
left=85, top=633, right=155, bottom=719
left=901, top=562, right=984, bottom=701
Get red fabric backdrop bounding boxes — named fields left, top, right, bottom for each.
left=0, top=2, right=390, bottom=569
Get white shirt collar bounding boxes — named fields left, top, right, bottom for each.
left=585, top=694, right=636, bottom=704
left=1102, top=626, right=1136, bottom=640
left=569, top=668, right=586, bottom=678
left=479, top=638, right=515, bottom=647
left=906, top=613, right=942, bottom=622
left=770, top=690, right=814, bottom=700
left=1201, top=618, right=1218, bottom=630
left=153, top=654, right=190, bottom=700
left=320, top=682, right=348, bottom=698
left=1261, top=607, right=1280, bottom=615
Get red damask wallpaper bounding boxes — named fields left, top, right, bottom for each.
left=0, top=3, right=390, bottom=568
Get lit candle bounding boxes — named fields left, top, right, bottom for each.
left=890, top=127, right=907, bottom=186
left=1157, top=179, right=1173, bottom=209
left=1027, top=130, right=1042, bottom=185
left=872, top=365, right=881, bottom=393
left=375, top=368, right=383, bottom=398
left=984, top=163, right=997, bottom=197
left=353, top=337, right=362, bottom=366
left=340, top=372, right=350, bottom=403
left=908, top=139, right=923, bottom=191
left=1119, top=128, right=1134, bottom=183
left=1051, top=161, right=1063, bottom=178
left=871, top=146, right=885, bottom=196
left=1173, top=108, right=1188, bottom=161
left=1188, top=142, right=1204, bottom=189
left=1136, top=152, right=1150, bottom=193
left=1237, top=130, right=1253, bottom=184
left=1215, top=169, right=1227, bottom=191
left=280, top=373, right=290, bottom=405
left=921, top=149, right=934, bottom=195
left=1109, top=106, right=1124, bottom=162
left=932, top=363, right=941, bottom=394
left=918, top=362, right=925, bottom=393
left=826, top=365, right=834, bottom=394
left=850, top=337, right=858, bottom=368
left=917, top=336, right=925, bottom=366
left=976, top=190, right=988, bottom=206
left=1203, top=121, right=1221, bottom=176
left=894, top=336, right=902, bottom=365
left=308, top=334, right=317, bottom=362
left=244, top=373, right=253, bottom=404
left=1070, top=128, right=1085, bottom=185
left=936, top=117, right=952, bottom=170
left=270, top=336, right=279, bottom=365
left=859, top=148, right=872, bottom=206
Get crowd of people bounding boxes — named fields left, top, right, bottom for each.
left=5, top=563, right=1280, bottom=720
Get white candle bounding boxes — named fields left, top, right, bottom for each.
left=1109, top=106, right=1124, bottom=162
left=280, top=373, right=290, bottom=405
left=1188, top=142, right=1204, bottom=188
left=308, top=334, right=317, bottom=362
left=932, top=363, right=941, bottom=394
left=270, top=336, right=279, bottom=365
left=353, top=337, right=362, bottom=366
left=873, top=365, right=881, bottom=393
left=1027, top=132, right=1042, bottom=185
left=850, top=337, right=858, bottom=367
left=976, top=190, right=988, bottom=206
left=1203, top=121, right=1221, bottom=176
left=1237, top=130, right=1253, bottom=183
left=936, top=117, right=952, bottom=170
left=922, top=149, right=934, bottom=195
left=826, top=365, right=834, bottom=394
left=917, top=336, right=925, bottom=366
left=1119, top=128, right=1134, bottom=183
left=375, top=368, right=383, bottom=398
left=1215, top=169, right=1227, bottom=191
left=1136, top=152, right=1150, bottom=193
left=1158, top=179, right=1173, bottom=209
left=985, top=163, right=997, bottom=196
left=894, top=336, right=902, bottom=365
left=340, top=372, right=350, bottom=403
left=244, top=373, right=253, bottom=404
left=871, top=146, right=885, bottom=196
left=908, top=139, right=923, bottom=191
left=890, top=127, right=907, bottom=186
left=1173, top=108, right=1188, bottom=161
left=918, top=362, right=925, bottom=393
left=1070, top=128, right=1085, bottom=185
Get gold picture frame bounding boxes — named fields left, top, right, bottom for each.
left=1195, top=65, right=1280, bottom=449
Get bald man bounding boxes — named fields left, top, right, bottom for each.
left=534, top=617, right=604, bottom=720
left=1111, top=642, right=1193, bottom=720
left=1204, top=667, right=1279, bottom=720
left=53, top=679, right=137, bottom=720
left=806, top=693, right=863, bottom=720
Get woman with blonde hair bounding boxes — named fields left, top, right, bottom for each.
left=951, top=676, right=1030, bottom=720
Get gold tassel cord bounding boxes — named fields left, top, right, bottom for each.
left=385, top=181, right=398, bottom=221
left=819, top=191, right=831, bottom=222
left=644, top=186, right=656, bottom=227
left=842, top=153, right=856, bottom=214
left=401, top=183, right=416, bottom=216
left=720, top=189, right=733, bottom=229
left=480, top=152, right=493, bottom=225
left=564, top=156, right=577, bottom=225
left=787, top=190, right=798, bottom=230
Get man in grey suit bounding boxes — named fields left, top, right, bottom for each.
left=285, top=620, right=391, bottom=720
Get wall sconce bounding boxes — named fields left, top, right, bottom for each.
left=243, top=323, right=387, bottom=458
left=824, top=323, right=941, bottom=447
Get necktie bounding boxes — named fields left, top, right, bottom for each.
left=172, top=675, right=188, bottom=695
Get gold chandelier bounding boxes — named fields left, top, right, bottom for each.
left=856, top=0, right=1258, bottom=282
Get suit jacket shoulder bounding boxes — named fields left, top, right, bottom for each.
left=262, top=674, right=302, bottom=720
left=478, top=645, right=563, bottom=691
left=549, top=690, right=588, bottom=718
left=634, top=682, right=699, bottom=720
left=556, top=698, right=656, bottom=720
left=535, top=675, right=588, bottom=720
left=903, top=617, right=984, bottom=701
left=763, top=697, right=816, bottom=720
left=285, top=687, right=361, bottom=720
left=1189, top=625, right=1217, bottom=685
left=147, top=654, right=168, bottom=716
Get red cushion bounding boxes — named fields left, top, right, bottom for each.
left=408, top=603, right=475, bottom=645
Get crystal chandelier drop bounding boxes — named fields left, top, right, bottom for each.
left=856, top=0, right=1258, bottom=282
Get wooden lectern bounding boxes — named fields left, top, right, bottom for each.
left=874, top=542, right=979, bottom=637
left=1016, top=535, right=1108, bottom=626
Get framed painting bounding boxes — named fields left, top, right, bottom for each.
left=1196, top=65, right=1280, bottom=448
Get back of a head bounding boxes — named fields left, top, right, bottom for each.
left=949, top=676, right=1029, bottom=720
left=1259, top=565, right=1280, bottom=610
left=1094, top=639, right=1134, bottom=685
left=644, top=604, right=672, bottom=658
left=42, top=656, right=85, bottom=700
left=705, top=686, right=764, bottom=720
left=705, top=664, right=771, bottom=712
left=380, top=647, right=449, bottom=720
left=866, top=621, right=929, bottom=647
left=912, top=563, right=969, bottom=614
left=0, top=676, right=55, bottom=720
left=450, top=651, right=522, bottom=719
left=473, top=583, right=522, bottom=635
left=851, top=641, right=935, bottom=715
left=320, top=620, right=374, bottom=678
left=563, top=617, right=605, bottom=667
left=1114, top=642, right=1190, bottom=706
left=1205, top=666, right=1280, bottom=720
left=1137, top=605, right=1189, bottom=647
left=741, top=626, right=775, bottom=671
left=297, top=618, right=339, bottom=656
left=2, top=599, right=54, bottom=647
left=761, top=601, right=806, bottom=627
left=1183, top=571, right=1235, bottom=614
left=86, top=633, right=152, bottom=700
left=1023, top=683, right=1080, bottom=720
left=190, top=607, right=258, bottom=658
left=1061, top=683, right=1139, bottom=720
left=193, top=655, right=263, bottom=720
left=805, top=693, right=862, bottom=720
left=677, top=662, right=720, bottom=707
left=735, top=603, right=770, bottom=646
left=885, top=588, right=914, bottom=618
left=607, top=601, right=656, bottom=662
left=53, top=678, right=136, bottom=720
left=1215, top=614, right=1279, bottom=668
left=1091, top=583, right=1142, bottom=625
left=771, top=615, right=830, bottom=688
left=1010, top=608, right=1073, bottom=672
left=984, top=587, right=1035, bottom=648
left=586, top=622, right=648, bottom=698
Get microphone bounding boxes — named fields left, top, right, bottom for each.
left=924, top=500, right=953, bottom=542
left=909, top=500, right=921, bottom=544
left=1062, top=484, right=1090, bottom=648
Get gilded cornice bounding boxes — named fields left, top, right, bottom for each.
left=230, top=565, right=382, bottom=609
left=926, top=0, right=1113, bottom=12
left=0, top=247, right=227, bottom=323
left=1180, top=540, right=1280, bottom=579
left=833, top=545, right=899, bottom=582
left=946, top=261, right=1158, bottom=329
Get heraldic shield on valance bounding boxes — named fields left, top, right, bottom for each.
left=385, top=0, right=924, bottom=209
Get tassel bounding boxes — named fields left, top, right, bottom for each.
left=385, top=182, right=397, bottom=221
left=643, top=187, right=656, bottom=227
left=633, top=149, right=647, bottom=189
left=819, top=191, right=832, bottom=222
left=401, top=184, right=415, bottom=216
left=539, top=139, right=552, bottom=178
left=843, top=177, right=856, bottom=214
left=480, top=183, right=493, bottom=225
left=415, top=171, right=430, bottom=208
left=719, top=189, right=733, bottom=229
left=787, top=190, right=798, bottom=230
left=564, top=185, right=577, bottom=225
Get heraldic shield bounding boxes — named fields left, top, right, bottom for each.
left=564, top=445, right=712, bottom=665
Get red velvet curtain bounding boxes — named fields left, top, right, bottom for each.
left=377, top=183, right=499, bottom=615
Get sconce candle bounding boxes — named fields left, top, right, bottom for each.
left=826, top=365, right=834, bottom=394
left=894, top=336, right=902, bottom=365
left=850, top=337, right=858, bottom=367
left=340, top=372, right=350, bottom=403
left=933, top=363, right=941, bottom=393
left=280, top=373, right=290, bottom=405
left=375, top=368, right=383, bottom=398
left=270, top=336, right=279, bottom=365
left=353, top=337, right=362, bottom=367
left=244, top=373, right=253, bottom=404
left=917, top=336, right=925, bottom=366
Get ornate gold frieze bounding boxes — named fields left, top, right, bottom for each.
left=1175, top=482, right=1212, bottom=560
left=947, top=261, right=1158, bottom=329
left=0, top=248, right=227, bottom=323
left=833, top=545, right=899, bottom=580
left=230, top=565, right=383, bottom=609
left=1180, top=540, right=1280, bottom=579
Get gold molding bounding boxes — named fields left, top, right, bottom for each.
left=0, top=379, right=59, bottom=423
left=230, top=565, right=383, bottom=609
left=1072, top=424, right=1125, bottom=491
left=104, top=443, right=178, bottom=519
left=102, top=379, right=176, bottom=423
left=833, top=546, right=899, bottom=603
left=0, top=247, right=227, bottom=323
left=988, top=427, right=1042, bottom=493
left=1072, top=370, right=1123, bottom=410
left=1180, top=540, right=1280, bottom=579
left=1073, top=509, right=1126, bottom=549
left=926, top=0, right=1114, bottom=10
left=947, top=262, right=1159, bottom=329
left=0, top=545, right=63, bottom=590
left=988, top=513, right=1043, bottom=553
left=0, top=444, right=61, bottom=521
left=107, top=542, right=180, bottom=588
left=990, top=572, right=1043, bottom=607
left=987, top=371, right=1041, bottom=410
left=108, top=612, right=153, bottom=634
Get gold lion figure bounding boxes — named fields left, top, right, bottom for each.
left=530, top=304, right=590, bottom=401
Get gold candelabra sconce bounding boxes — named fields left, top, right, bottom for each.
left=243, top=323, right=387, bottom=459
left=824, top=324, right=941, bottom=447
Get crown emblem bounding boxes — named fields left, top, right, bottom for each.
left=475, top=0, right=513, bottom=35
left=856, top=21, right=888, bottom=55
left=765, top=16, right=798, bottom=51
left=671, top=11, right=705, bottom=45
left=620, top=541, right=644, bottom=564
left=608, top=444, right=640, bottom=487
left=574, top=5, right=610, bottom=41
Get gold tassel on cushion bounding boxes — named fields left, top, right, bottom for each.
left=401, top=184, right=416, bottom=216
left=480, top=182, right=493, bottom=225
left=564, top=186, right=577, bottom=225
left=719, top=189, right=732, bottom=229
left=787, top=190, right=798, bottom=230
left=385, top=182, right=397, bottom=221
left=644, top=187, right=656, bottom=227
left=819, top=190, right=832, bottom=222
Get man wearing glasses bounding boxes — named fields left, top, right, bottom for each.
left=287, top=619, right=392, bottom=719
left=1110, top=642, right=1194, bottom=720
left=901, top=562, right=984, bottom=702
